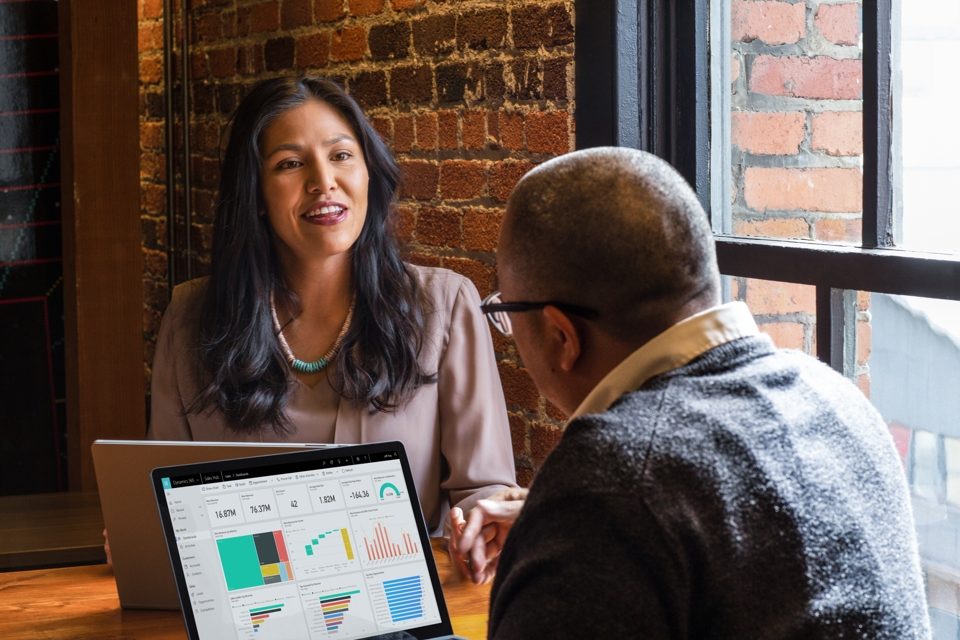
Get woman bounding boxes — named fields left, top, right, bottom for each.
left=147, top=76, right=516, bottom=534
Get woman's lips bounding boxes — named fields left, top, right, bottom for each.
left=302, top=203, right=348, bottom=226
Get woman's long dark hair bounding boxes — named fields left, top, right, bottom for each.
left=189, top=76, right=434, bottom=434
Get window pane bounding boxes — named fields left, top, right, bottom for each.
left=866, top=292, right=960, bottom=635
left=722, top=276, right=816, bottom=355
left=714, top=1, right=863, bottom=244
left=897, top=1, right=960, bottom=253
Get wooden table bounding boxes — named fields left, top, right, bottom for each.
left=0, top=538, right=490, bottom=639
left=0, top=491, right=106, bottom=570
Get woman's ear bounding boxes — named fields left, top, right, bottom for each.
left=541, top=305, right=581, bottom=372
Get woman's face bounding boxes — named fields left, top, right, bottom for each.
left=259, top=98, right=369, bottom=267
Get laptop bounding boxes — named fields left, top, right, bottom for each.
left=92, top=439, right=328, bottom=610
left=151, top=441, right=464, bottom=640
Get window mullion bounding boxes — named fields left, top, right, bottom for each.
left=863, top=0, right=896, bottom=249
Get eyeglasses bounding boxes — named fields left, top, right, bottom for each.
left=480, top=291, right=600, bottom=337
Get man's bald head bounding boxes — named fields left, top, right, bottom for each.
left=499, top=147, right=720, bottom=342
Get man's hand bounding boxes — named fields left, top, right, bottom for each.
left=451, top=488, right=528, bottom=584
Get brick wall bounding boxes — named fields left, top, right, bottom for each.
left=729, top=0, right=868, bottom=391
left=137, top=0, right=575, bottom=484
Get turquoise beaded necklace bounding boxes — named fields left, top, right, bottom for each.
left=270, top=292, right=354, bottom=374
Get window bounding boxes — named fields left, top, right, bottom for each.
left=578, top=0, right=960, bottom=633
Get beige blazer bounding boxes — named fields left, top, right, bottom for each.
left=148, top=265, right=517, bottom=532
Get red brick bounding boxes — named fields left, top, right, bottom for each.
left=316, top=0, right=345, bottom=22
left=525, top=111, right=569, bottom=155
left=438, top=110, right=458, bottom=150
left=750, top=56, right=862, bottom=100
left=371, top=116, right=392, bottom=145
left=222, top=10, right=237, bottom=38
left=811, top=111, right=862, bottom=156
left=296, top=32, right=330, bottom=69
left=856, top=373, right=870, bottom=397
left=462, top=207, right=503, bottom=252
left=856, top=317, right=871, bottom=365
left=207, top=47, right=237, bottom=79
left=393, top=115, right=414, bottom=153
left=141, top=151, right=166, bottom=182
left=349, top=0, right=383, bottom=16
left=498, top=111, right=524, bottom=151
left=744, top=167, right=862, bottom=213
left=399, top=160, right=438, bottom=200
left=413, top=14, right=456, bottom=56
left=144, top=248, right=168, bottom=279
left=194, top=11, right=222, bottom=42
left=732, top=1, right=805, bottom=45
left=439, top=160, right=486, bottom=200
left=759, top=321, right=806, bottom=350
left=513, top=4, right=575, bottom=49
left=731, top=111, right=804, bottom=155
left=392, top=0, right=422, bottom=9
left=442, top=256, right=495, bottom=293
left=407, top=252, right=443, bottom=269
left=733, top=217, right=809, bottom=239
left=416, top=206, right=461, bottom=247
left=142, top=0, right=163, bottom=20
left=530, top=422, right=562, bottom=465
left=462, top=110, right=486, bottom=150
left=414, top=112, right=438, bottom=150
left=188, top=49, right=208, bottom=78
left=392, top=203, right=416, bottom=244
left=816, top=3, right=860, bottom=46
left=813, top=216, right=860, bottom=243
left=497, top=361, right=541, bottom=411
left=140, top=53, right=163, bottom=84
left=140, top=121, right=164, bottom=150
left=265, top=36, right=295, bottom=71
left=331, top=26, right=367, bottom=61
left=508, top=413, right=529, bottom=457
left=489, top=160, right=534, bottom=203
left=857, top=290, right=870, bottom=311
left=247, top=0, right=279, bottom=34
left=281, top=0, right=313, bottom=29
left=457, top=9, right=507, bottom=51
left=515, top=461, right=535, bottom=488
left=141, top=185, right=166, bottom=217
left=745, top=279, right=815, bottom=316
left=139, top=21, right=163, bottom=52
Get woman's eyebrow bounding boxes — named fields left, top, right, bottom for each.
left=264, top=134, right=357, bottom=158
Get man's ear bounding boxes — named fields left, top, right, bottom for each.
left=542, top=305, right=581, bottom=372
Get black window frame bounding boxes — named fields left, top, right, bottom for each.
left=576, top=0, right=960, bottom=372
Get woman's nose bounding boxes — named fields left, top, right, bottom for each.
left=307, top=163, right=336, bottom=192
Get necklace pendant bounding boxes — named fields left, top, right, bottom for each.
left=291, top=357, right=328, bottom=374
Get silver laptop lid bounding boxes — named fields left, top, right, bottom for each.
left=92, top=439, right=326, bottom=609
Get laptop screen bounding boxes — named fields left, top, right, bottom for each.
left=152, top=442, right=453, bottom=640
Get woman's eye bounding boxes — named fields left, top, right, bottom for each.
left=277, top=159, right=302, bottom=170
left=332, top=151, right=353, bottom=162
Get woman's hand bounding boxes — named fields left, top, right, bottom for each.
left=451, top=488, right=528, bottom=584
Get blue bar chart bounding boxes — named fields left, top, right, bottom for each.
left=382, top=575, right=423, bottom=623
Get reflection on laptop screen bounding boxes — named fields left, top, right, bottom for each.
left=154, top=445, right=448, bottom=640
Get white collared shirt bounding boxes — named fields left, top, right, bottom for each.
left=569, top=301, right=761, bottom=420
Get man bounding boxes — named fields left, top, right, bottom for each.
left=450, top=148, right=930, bottom=638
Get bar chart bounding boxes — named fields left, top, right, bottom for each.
left=229, top=585, right=307, bottom=640
left=300, top=579, right=377, bottom=638
left=361, top=521, right=420, bottom=562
